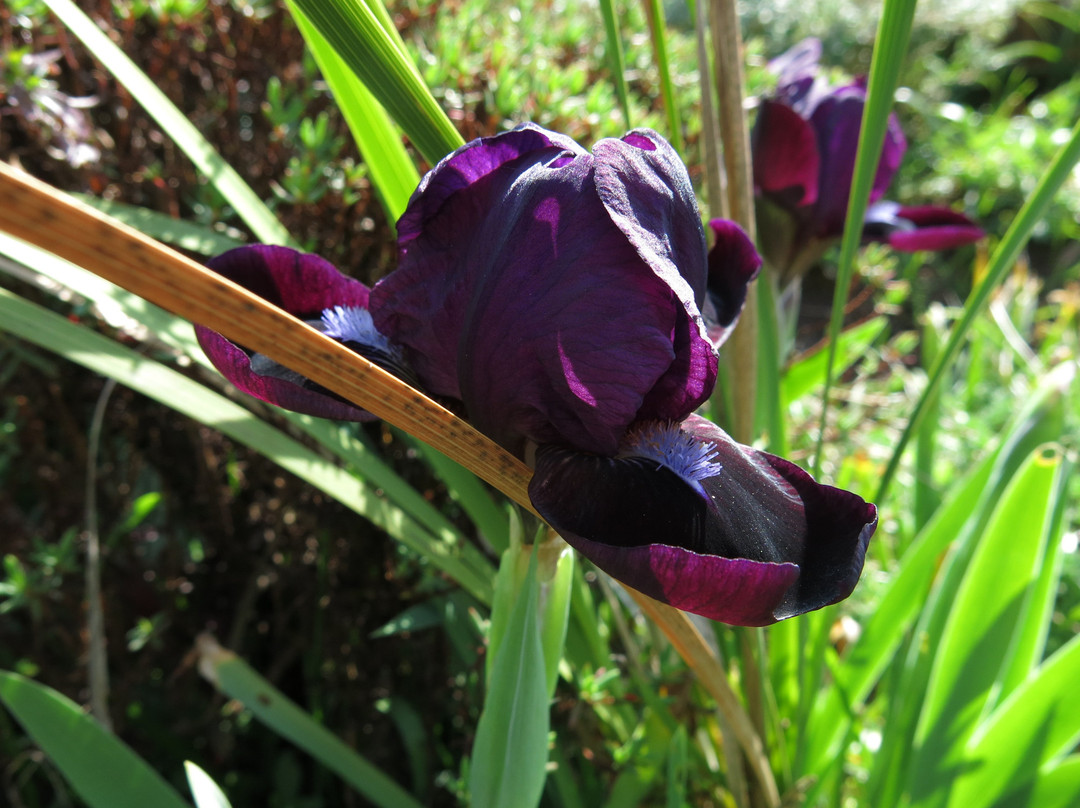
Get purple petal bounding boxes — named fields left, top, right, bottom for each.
left=196, top=245, right=375, bottom=421
left=376, top=127, right=716, bottom=456
left=769, top=37, right=822, bottom=88
left=397, top=123, right=585, bottom=247
left=207, top=244, right=370, bottom=312
left=592, top=129, right=710, bottom=305
left=593, top=129, right=719, bottom=424
left=703, top=219, right=763, bottom=348
left=752, top=99, right=821, bottom=207
left=377, top=126, right=587, bottom=401
left=864, top=202, right=985, bottom=251
left=809, top=82, right=907, bottom=238
left=528, top=415, right=876, bottom=625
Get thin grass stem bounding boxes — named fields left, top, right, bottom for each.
left=812, top=0, right=918, bottom=477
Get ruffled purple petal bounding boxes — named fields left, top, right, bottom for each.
left=377, top=126, right=587, bottom=401
left=592, top=129, right=710, bottom=303
left=196, top=245, right=375, bottom=421
left=593, top=129, right=719, bottom=423
left=809, top=82, right=907, bottom=238
left=528, top=415, right=876, bottom=625
left=376, top=126, right=717, bottom=456
left=397, top=123, right=585, bottom=247
left=752, top=99, right=822, bottom=207
left=864, top=203, right=985, bottom=251
left=703, top=219, right=763, bottom=348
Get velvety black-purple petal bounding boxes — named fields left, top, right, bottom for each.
left=375, top=125, right=720, bottom=456
left=195, top=245, right=375, bottom=421
left=528, top=415, right=876, bottom=625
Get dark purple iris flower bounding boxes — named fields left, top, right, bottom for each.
left=197, top=124, right=876, bottom=625
left=753, top=38, right=984, bottom=286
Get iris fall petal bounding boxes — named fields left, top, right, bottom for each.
left=528, top=415, right=876, bottom=625
left=864, top=202, right=985, bottom=251
left=195, top=245, right=379, bottom=421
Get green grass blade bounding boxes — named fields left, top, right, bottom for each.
left=996, top=757, right=1080, bottom=808
left=643, top=0, right=682, bottom=151
left=781, top=317, right=888, bottom=404
left=74, top=197, right=245, bottom=255
left=665, top=725, right=690, bottom=808
left=801, top=446, right=998, bottom=780
left=540, top=547, right=574, bottom=700
left=42, top=0, right=293, bottom=246
left=397, top=430, right=511, bottom=554
left=948, top=631, right=1080, bottom=808
left=470, top=547, right=549, bottom=808
left=598, top=0, right=632, bottom=129
left=288, top=0, right=419, bottom=224
left=812, top=0, right=918, bottom=475
left=908, top=446, right=1066, bottom=805
left=0, top=288, right=494, bottom=604
left=0, top=671, right=191, bottom=808
left=874, top=117, right=1080, bottom=503
left=0, top=230, right=204, bottom=356
left=0, top=233, right=479, bottom=566
left=291, top=0, right=463, bottom=165
left=197, top=638, right=423, bottom=808
left=184, top=762, right=233, bottom=808
left=994, top=420, right=1073, bottom=700
left=863, top=370, right=1072, bottom=808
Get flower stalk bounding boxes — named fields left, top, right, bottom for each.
left=709, top=0, right=758, bottom=444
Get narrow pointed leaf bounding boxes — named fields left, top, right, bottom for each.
left=197, top=638, right=423, bottom=808
left=875, top=116, right=1080, bottom=502
left=598, top=0, right=632, bottom=128
left=0, top=288, right=494, bottom=604
left=291, top=0, right=463, bottom=164
left=0, top=233, right=484, bottom=588
left=910, top=446, right=1065, bottom=804
left=471, top=548, right=549, bottom=808
left=996, top=757, right=1080, bottom=808
left=184, top=762, right=233, bottom=808
left=814, top=0, right=917, bottom=474
left=0, top=671, right=191, bottom=808
left=802, top=369, right=1069, bottom=791
left=949, top=631, right=1080, bottom=808
left=540, top=546, right=574, bottom=699
left=288, top=0, right=419, bottom=223
left=42, top=0, right=292, bottom=246
left=643, top=0, right=682, bottom=151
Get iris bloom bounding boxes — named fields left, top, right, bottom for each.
left=753, top=38, right=984, bottom=288
left=197, top=124, right=876, bottom=626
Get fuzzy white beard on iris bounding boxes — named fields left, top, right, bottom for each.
left=320, top=306, right=400, bottom=359
left=619, top=421, right=723, bottom=494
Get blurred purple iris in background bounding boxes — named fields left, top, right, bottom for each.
left=197, top=124, right=876, bottom=626
left=753, top=38, right=984, bottom=289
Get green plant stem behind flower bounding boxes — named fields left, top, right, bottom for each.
left=814, top=0, right=918, bottom=476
